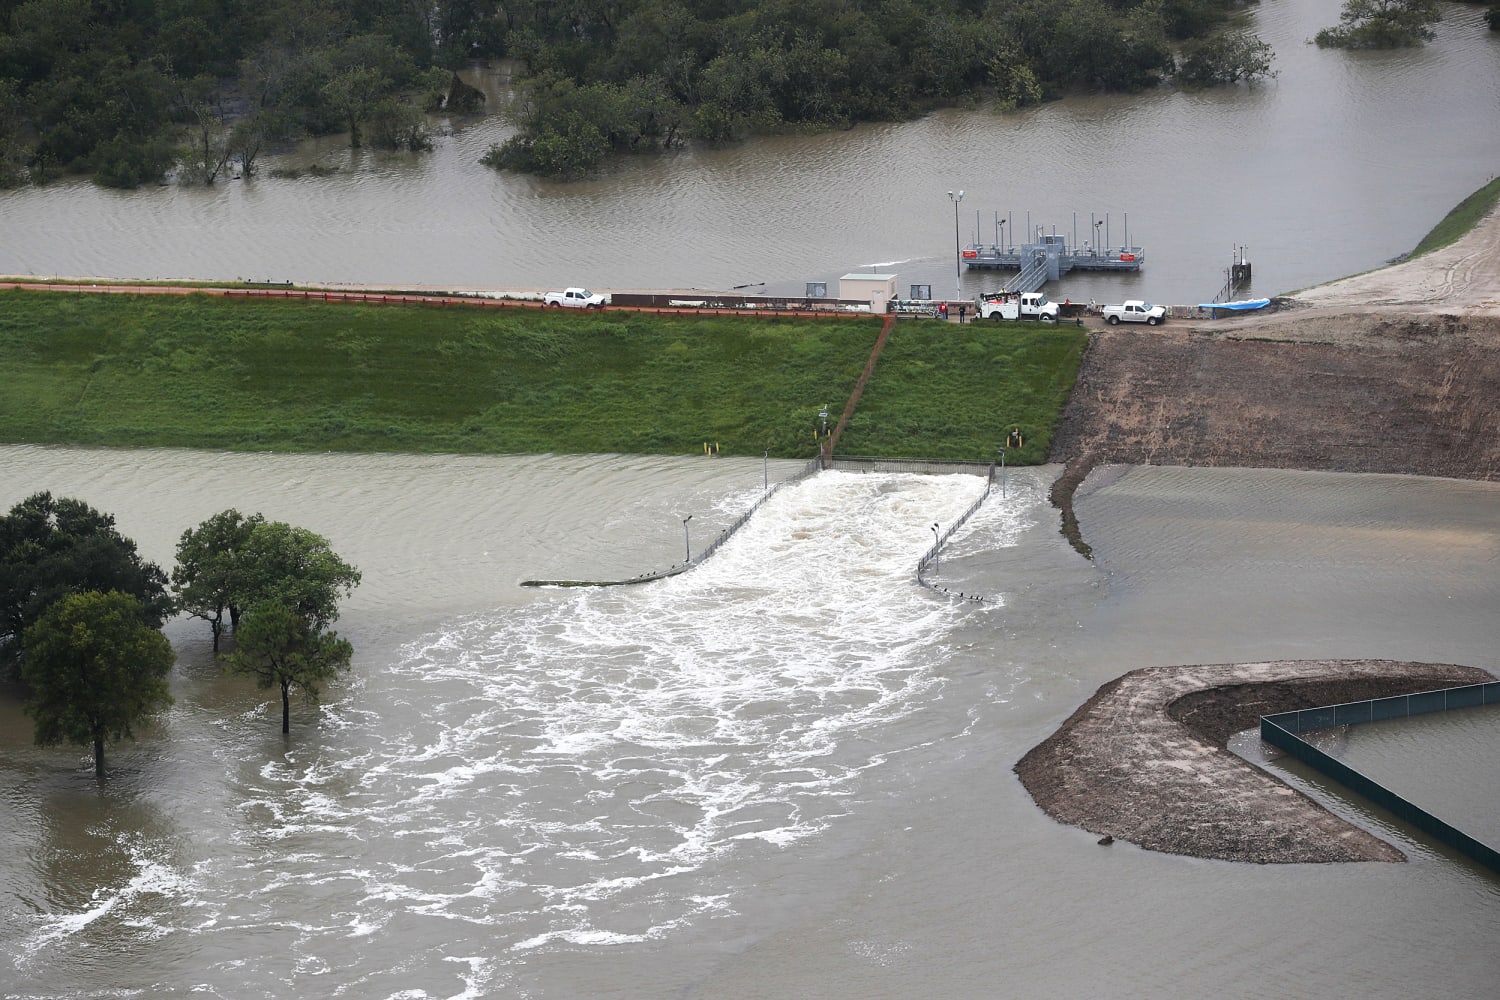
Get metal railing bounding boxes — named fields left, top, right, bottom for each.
left=1012, top=252, right=1050, bottom=293
left=915, top=464, right=996, bottom=601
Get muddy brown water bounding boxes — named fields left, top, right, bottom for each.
left=2, top=449, right=1497, bottom=998
left=1, top=3, right=1499, bottom=308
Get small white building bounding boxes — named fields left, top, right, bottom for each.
left=838, top=273, right=897, bottom=313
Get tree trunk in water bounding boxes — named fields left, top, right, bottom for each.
left=281, top=681, right=291, bottom=734
left=93, top=736, right=105, bottom=779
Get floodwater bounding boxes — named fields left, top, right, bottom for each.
left=1321, top=705, right=1500, bottom=838
left=1, top=2, right=1498, bottom=305
left=1, top=450, right=1497, bottom=998
left=3, top=1, right=1500, bottom=994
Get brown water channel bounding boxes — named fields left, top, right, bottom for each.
left=1, top=2, right=1498, bottom=306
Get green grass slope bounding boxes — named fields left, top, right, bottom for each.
left=0, top=291, right=1084, bottom=461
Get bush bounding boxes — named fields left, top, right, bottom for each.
left=1177, top=34, right=1278, bottom=87
left=1314, top=0, right=1442, bottom=48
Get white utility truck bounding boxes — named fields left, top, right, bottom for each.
left=977, top=291, right=1059, bottom=322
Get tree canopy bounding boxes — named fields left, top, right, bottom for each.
left=22, top=589, right=175, bottom=777
left=228, top=521, right=362, bottom=632
left=0, top=491, right=173, bottom=687
left=0, top=0, right=456, bottom=187
left=173, top=508, right=265, bottom=650
left=1315, top=0, right=1443, bottom=48
left=0, top=0, right=1288, bottom=185
left=222, top=597, right=354, bottom=734
left=211, top=520, right=361, bottom=733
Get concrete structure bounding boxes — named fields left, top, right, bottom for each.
left=839, top=273, right=897, bottom=313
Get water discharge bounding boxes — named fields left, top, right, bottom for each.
left=3, top=450, right=1498, bottom=997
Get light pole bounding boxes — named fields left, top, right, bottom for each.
left=930, top=522, right=940, bottom=573
left=998, top=447, right=1007, bottom=499
left=763, top=448, right=769, bottom=492
left=682, top=515, right=693, bottom=563
left=997, top=218, right=1006, bottom=253
left=947, top=190, right=964, bottom=295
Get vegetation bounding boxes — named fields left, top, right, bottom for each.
left=21, top=589, right=175, bottom=777
left=173, top=508, right=265, bottom=650
left=211, top=521, right=360, bottom=734
left=1315, top=0, right=1443, bottom=48
left=0, top=0, right=458, bottom=188
left=0, top=491, right=173, bottom=686
left=486, top=0, right=1276, bottom=176
left=0, top=0, right=1283, bottom=186
left=1177, top=33, right=1277, bottom=88
left=1410, top=174, right=1500, bottom=258
left=0, top=289, right=1087, bottom=462
left=837, top=322, right=1086, bottom=461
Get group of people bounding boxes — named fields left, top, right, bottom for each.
left=934, top=301, right=970, bottom=323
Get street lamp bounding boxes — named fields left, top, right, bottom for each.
left=997, top=218, right=1006, bottom=253
left=997, top=447, right=1007, bottom=499
left=930, top=522, right=941, bottom=573
left=682, top=514, right=693, bottom=563
left=763, top=448, right=769, bottom=492
left=947, top=190, right=964, bottom=295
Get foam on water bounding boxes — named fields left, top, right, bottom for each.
left=372, top=472, right=995, bottom=947
left=20, top=833, right=195, bottom=962
left=11, top=469, right=1042, bottom=994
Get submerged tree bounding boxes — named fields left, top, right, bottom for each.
left=172, top=509, right=266, bottom=650
left=1315, top=0, right=1442, bottom=48
left=22, top=591, right=175, bottom=778
left=217, top=521, right=360, bottom=733
left=1177, top=33, right=1278, bottom=88
left=222, top=599, right=353, bottom=735
left=0, top=493, right=173, bottom=686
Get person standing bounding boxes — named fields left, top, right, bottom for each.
left=939, top=301, right=948, bottom=321
left=958, top=303, right=967, bottom=324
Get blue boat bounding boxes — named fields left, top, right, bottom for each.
left=1198, top=298, right=1271, bottom=314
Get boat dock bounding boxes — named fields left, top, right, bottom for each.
left=960, top=214, right=1144, bottom=293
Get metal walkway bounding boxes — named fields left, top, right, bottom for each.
left=963, top=233, right=1145, bottom=293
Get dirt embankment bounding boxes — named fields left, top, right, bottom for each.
left=1046, top=206, right=1500, bottom=550
left=1016, top=661, right=1494, bottom=864
left=1051, top=313, right=1500, bottom=481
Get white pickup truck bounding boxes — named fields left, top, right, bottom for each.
left=977, top=291, right=1059, bottom=322
left=1101, top=300, right=1166, bottom=325
left=543, top=287, right=607, bottom=309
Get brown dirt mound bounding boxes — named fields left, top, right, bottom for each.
left=1015, top=660, right=1495, bottom=863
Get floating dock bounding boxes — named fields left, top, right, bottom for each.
left=960, top=214, right=1145, bottom=293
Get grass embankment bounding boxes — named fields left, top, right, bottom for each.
left=1411, top=175, right=1500, bottom=258
left=0, top=290, right=1085, bottom=461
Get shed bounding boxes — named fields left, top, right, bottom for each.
left=839, top=273, right=897, bottom=313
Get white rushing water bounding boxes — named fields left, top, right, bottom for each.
left=5, top=468, right=1032, bottom=996
left=4, top=451, right=1498, bottom=1000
